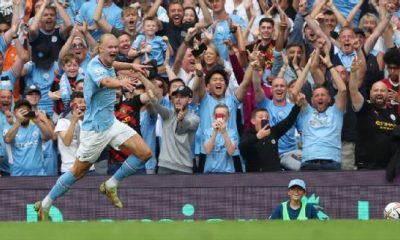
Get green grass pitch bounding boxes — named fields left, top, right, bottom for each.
left=1, top=220, right=400, bottom=240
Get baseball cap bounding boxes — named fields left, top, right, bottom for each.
left=24, top=85, right=41, bottom=96
left=288, top=179, right=306, bottom=191
left=172, top=85, right=193, bottom=98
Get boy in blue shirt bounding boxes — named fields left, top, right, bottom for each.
left=203, top=104, right=238, bottom=173
left=129, top=16, right=173, bottom=70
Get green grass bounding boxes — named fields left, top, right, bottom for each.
left=0, top=220, right=399, bottom=240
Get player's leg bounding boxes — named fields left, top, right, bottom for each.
left=100, top=121, right=151, bottom=208
left=106, top=134, right=151, bottom=186
left=34, top=160, right=93, bottom=221
left=35, top=130, right=108, bottom=221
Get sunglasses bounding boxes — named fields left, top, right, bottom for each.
left=72, top=43, right=86, bottom=49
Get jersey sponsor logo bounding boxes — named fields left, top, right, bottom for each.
left=375, top=120, right=396, bottom=131
left=308, top=111, right=331, bottom=128
left=94, top=69, right=106, bottom=76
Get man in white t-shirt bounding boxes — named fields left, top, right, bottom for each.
left=54, top=92, right=94, bottom=173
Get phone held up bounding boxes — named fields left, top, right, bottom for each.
left=24, top=111, right=36, bottom=119
left=191, top=43, right=207, bottom=57
left=261, top=119, right=269, bottom=128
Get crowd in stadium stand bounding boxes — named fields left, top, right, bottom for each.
left=0, top=0, right=399, bottom=177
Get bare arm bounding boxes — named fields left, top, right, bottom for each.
left=100, top=77, right=136, bottom=92
left=221, top=128, right=235, bottom=156
left=243, top=11, right=256, bottom=40
left=233, top=22, right=246, bottom=53
left=383, top=25, right=395, bottom=49
left=3, top=108, right=26, bottom=144
left=346, top=0, right=363, bottom=27
left=77, top=22, right=98, bottom=51
left=172, top=27, right=197, bottom=74
left=53, top=0, right=73, bottom=36
left=292, top=51, right=315, bottom=98
left=92, top=0, right=112, bottom=33
left=59, top=25, right=76, bottom=61
left=4, top=0, right=20, bottom=45
left=310, top=0, right=326, bottom=19
left=137, top=73, right=162, bottom=102
left=355, top=45, right=367, bottom=88
left=275, top=5, right=289, bottom=52
left=33, top=112, right=54, bottom=142
left=309, top=47, right=325, bottom=87
left=198, top=0, right=212, bottom=26
left=147, top=0, right=162, bottom=18
left=252, top=65, right=265, bottom=103
left=348, top=58, right=365, bottom=112
left=29, top=0, right=49, bottom=41
left=204, top=129, right=218, bottom=155
left=320, top=55, right=347, bottom=111
left=10, top=39, right=29, bottom=78
left=305, top=15, right=332, bottom=51
left=192, top=59, right=206, bottom=103
left=327, top=0, right=349, bottom=27
left=57, top=111, right=82, bottom=146
left=363, top=6, right=390, bottom=55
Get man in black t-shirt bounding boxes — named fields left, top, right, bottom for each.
left=149, top=0, right=211, bottom=57
left=29, top=1, right=71, bottom=68
left=349, top=58, right=399, bottom=169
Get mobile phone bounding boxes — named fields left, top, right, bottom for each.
left=261, top=119, right=269, bottom=128
left=191, top=43, right=207, bottom=57
left=215, top=113, right=225, bottom=120
left=24, top=111, right=36, bottom=119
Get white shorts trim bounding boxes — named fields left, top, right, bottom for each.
left=77, top=120, right=136, bottom=163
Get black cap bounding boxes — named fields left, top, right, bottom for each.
left=24, top=85, right=41, bottom=96
left=353, top=28, right=365, bottom=37
left=172, top=85, right=193, bottom=98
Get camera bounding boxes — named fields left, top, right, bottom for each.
left=24, top=111, right=36, bottom=119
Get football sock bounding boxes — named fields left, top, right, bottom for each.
left=46, top=171, right=77, bottom=205
left=109, top=156, right=145, bottom=185
left=41, top=195, right=53, bottom=209
left=105, top=176, right=119, bottom=189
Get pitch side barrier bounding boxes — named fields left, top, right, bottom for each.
left=0, top=170, right=399, bottom=221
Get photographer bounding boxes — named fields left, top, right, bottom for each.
left=3, top=100, right=53, bottom=176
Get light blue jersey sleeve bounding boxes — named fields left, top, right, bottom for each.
left=132, top=35, right=146, bottom=49
left=88, top=60, right=110, bottom=87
